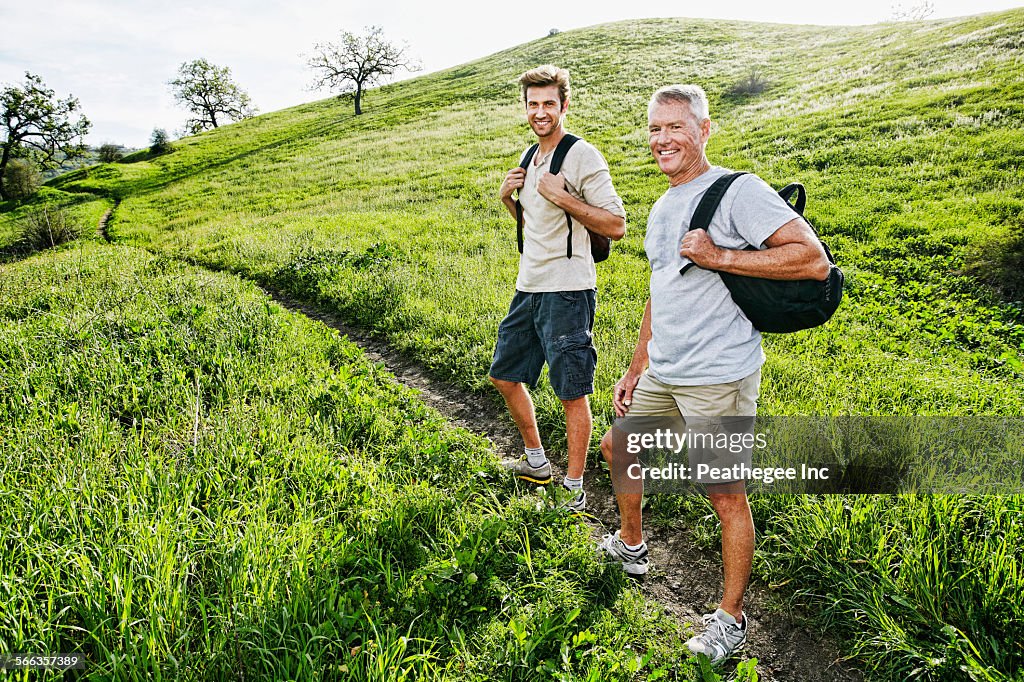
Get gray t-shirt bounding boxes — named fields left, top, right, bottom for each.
left=645, top=166, right=798, bottom=385
left=515, top=136, right=625, bottom=292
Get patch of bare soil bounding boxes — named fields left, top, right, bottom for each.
left=263, top=287, right=863, bottom=682
left=97, top=199, right=120, bottom=242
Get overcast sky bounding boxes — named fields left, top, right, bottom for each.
left=1, top=0, right=1021, bottom=148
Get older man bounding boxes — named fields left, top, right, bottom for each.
left=599, top=84, right=829, bottom=665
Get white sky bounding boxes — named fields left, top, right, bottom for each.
left=1, top=0, right=1021, bottom=148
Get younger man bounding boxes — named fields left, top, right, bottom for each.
left=489, top=64, right=626, bottom=511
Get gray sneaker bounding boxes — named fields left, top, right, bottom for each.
left=503, top=457, right=552, bottom=485
left=598, top=531, right=650, bottom=575
left=685, top=608, right=747, bottom=666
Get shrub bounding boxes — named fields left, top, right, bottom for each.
left=726, top=66, right=770, bottom=97
left=2, top=158, right=42, bottom=200
left=965, top=228, right=1024, bottom=302
left=97, top=143, right=124, bottom=163
left=150, top=128, right=171, bottom=155
left=15, top=205, right=84, bottom=252
left=548, top=28, right=560, bottom=37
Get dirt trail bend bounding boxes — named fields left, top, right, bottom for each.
left=97, top=198, right=120, bottom=242
left=264, top=287, right=863, bottom=682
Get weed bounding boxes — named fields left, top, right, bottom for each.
left=725, top=67, right=770, bottom=98
left=14, top=204, right=84, bottom=252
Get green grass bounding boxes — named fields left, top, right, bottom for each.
left=0, top=188, right=111, bottom=253
left=0, top=242, right=700, bottom=680
left=754, top=495, right=1024, bottom=680
left=5, top=8, right=1024, bottom=680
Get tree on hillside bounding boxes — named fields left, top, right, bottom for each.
left=892, top=0, right=935, bottom=20
left=0, top=73, right=91, bottom=201
left=97, top=143, right=125, bottom=163
left=168, top=59, right=257, bottom=135
left=150, top=128, right=171, bottom=155
left=306, top=26, right=421, bottom=115
left=2, top=159, right=42, bottom=200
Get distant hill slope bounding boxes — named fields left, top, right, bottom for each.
left=57, top=9, right=1024, bottom=415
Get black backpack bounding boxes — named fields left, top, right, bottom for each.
left=515, top=133, right=611, bottom=263
left=681, top=172, right=844, bottom=333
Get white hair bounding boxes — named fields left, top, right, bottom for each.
left=648, top=84, right=710, bottom=122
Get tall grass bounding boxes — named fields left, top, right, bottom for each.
left=0, top=243, right=699, bottom=680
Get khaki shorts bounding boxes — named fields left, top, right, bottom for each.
left=616, top=369, right=761, bottom=485
left=626, top=370, right=760, bottom=418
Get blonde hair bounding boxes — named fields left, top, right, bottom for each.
left=519, top=65, right=571, bottom=105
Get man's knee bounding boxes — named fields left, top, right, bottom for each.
left=600, top=430, right=615, bottom=465
left=708, top=484, right=750, bottom=518
left=489, top=375, right=520, bottom=394
left=560, top=395, right=590, bottom=412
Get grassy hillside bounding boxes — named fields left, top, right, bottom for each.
left=6, top=7, right=1024, bottom=680
left=0, top=242, right=697, bottom=680
left=55, top=12, right=1024, bottom=416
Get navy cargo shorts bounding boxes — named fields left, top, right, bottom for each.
left=489, top=289, right=598, bottom=401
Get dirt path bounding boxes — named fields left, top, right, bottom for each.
left=263, top=286, right=863, bottom=682
left=97, top=198, right=120, bottom=242
left=92, top=197, right=858, bottom=680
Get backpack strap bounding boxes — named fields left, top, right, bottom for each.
left=551, top=134, right=581, bottom=259
left=514, top=134, right=581, bottom=259
left=778, top=183, right=806, bottom=215
left=680, top=172, right=748, bottom=276
left=548, top=133, right=579, bottom=175
left=514, top=144, right=540, bottom=255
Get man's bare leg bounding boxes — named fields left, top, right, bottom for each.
left=600, top=429, right=643, bottom=546
left=708, top=481, right=754, bottom=621
left=489, top=377, right=542, bottom=449
left=562, top=395, right=591, bottom=480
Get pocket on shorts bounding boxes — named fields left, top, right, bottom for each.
left=554, top=331, right=597, bottom=383
left=557, top=290, right=580, bottom=305
left=733, top=371, right=761, bottom=415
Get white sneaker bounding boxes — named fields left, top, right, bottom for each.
left=597, top=531, right=650, bottom=575
left=502, top=457, right=551, bottom=485
left=686, top=608, right=747, bottom=666
left=561, top=488, right=586, bottom=513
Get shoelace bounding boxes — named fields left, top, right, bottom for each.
left=602, top=534, right=645, bottom=559
left=695, top=613, right=734, bottom=651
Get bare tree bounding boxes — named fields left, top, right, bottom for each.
left=1, top=73, right=90, bottom=201
left=892, top=0, right=935, bottom=21
left=306, top=26, right=421, bottom=115
left=168, top=59, right=257, bottom=135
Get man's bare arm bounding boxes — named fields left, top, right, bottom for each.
left=499, top=167, right=526, bottom=220
left=680, top=217, right=830, bottom=281
left=613, top=299, right=652, bottom=417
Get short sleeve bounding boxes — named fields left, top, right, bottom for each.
left=726, top=174, right=800, bottom=249
left=565, top=142, right=626, bottom=219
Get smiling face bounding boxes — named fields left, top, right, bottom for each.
left=647, top=100, right=711, bottom=185
left=525, top=84, right=568, bottom=140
